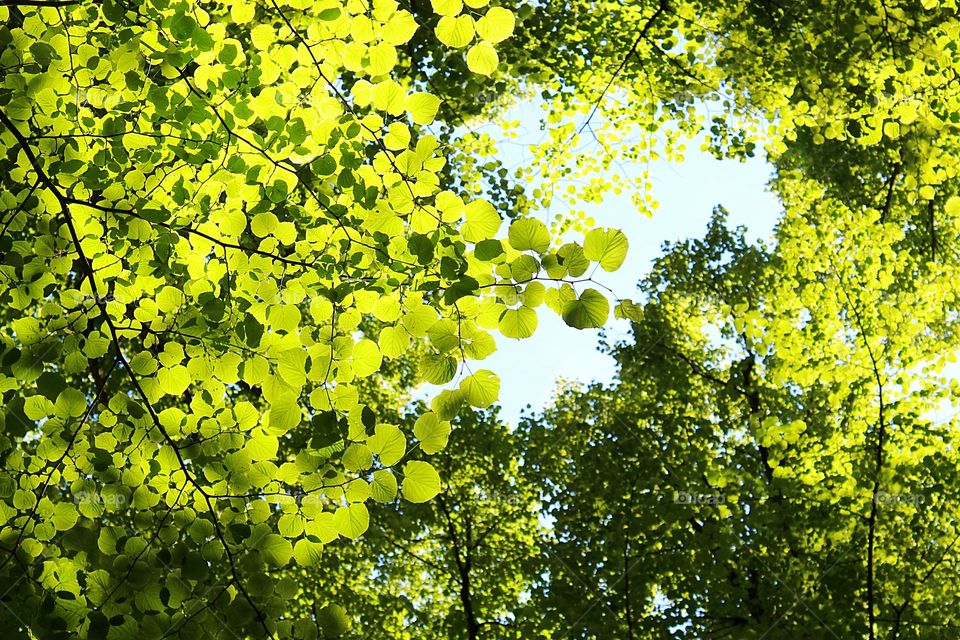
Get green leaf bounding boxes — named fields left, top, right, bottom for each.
left=157, top=365, right=190, bottom=396
left=379, top=326, right=411, bottom=359
left=277, top=349, right=308, bottom=389
left=170, top=13, right=197, bottom=40
left=342, top=443, right=373, bottom=471
left=466, top=41, right=499, bottom=76
left=459, top=370, right=500, bottom=408
left=317, top=604, right=351, bottom=638
left=402, top=461, right=442, bottom=503
left=427, top=319, right=460, bottom=352
left=268, top=401, right=302, bottom=433
left=561, top=288, right=610, bottom=329
left=558, top=243, right=590, bottom=276
left=352, top=339, right=382, bottom=378
left=407, top=233, right=435, bottom=264
left=257, top=534, right=293, bottom=567
left=476, top=6, right=515, bottom=42
left=244, top=431, right=279, bottom=461
left=292, top=538, right=324, bottom=567
left=370, top=470, right=398, bottom=502
left=583, top=227, right=629, bottom=271
left=475, top=239, right=505, bottom=261
left=278, top=513, right=305, bottom=538
left=192, top=26, right=214, bottom=52
left=431, top=0, right=463, bottom=16
left=444, top=276, right=480, bottom=306
left=508, top=218, right=550, bottom=253
left=129, top=352, right=158, bottom=376
left=251, top=212, right=278, bottom=238
left=614, top=298, right=644, bottom=322
left=462, top=200, right=501, bottom=242
left=408, top=92, right=440, bottom=125
left=368, top=424, right=406, bottom=467
left=333, top=503, right=369, bottom=538
left=23, top=395, right=54, bottom=421
left=414, top=412, right=451, bottom=454
left=418, top=354, right=458, bottom=384
left=498, top=306, right=538, bottom=339
left=50, top=502, right=79, bottom=531
left=435, top=15, right=475, bottom=48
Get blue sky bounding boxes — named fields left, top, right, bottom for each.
left=465, top=102, right=783, bottom=422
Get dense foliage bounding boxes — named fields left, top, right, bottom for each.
left=3, top=0, right=960, bottom=637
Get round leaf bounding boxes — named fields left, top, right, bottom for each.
left=561, top=288, right=610, bottom=329
left=402, top=461, right=442, bottom=503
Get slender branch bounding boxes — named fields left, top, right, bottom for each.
left=574, top=0, right=669, bottom=138
left=827, top=251, right=884, bottom=640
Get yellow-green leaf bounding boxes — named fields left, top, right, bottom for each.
left=476, top=6, right=515, bottom=42
left=435, top=15, right=475, bottom=48
left=583, top=227, right=629, bottom=271
left=466, top=41, right=499, bottom=76
left=401, top=461, right=442, bottom=503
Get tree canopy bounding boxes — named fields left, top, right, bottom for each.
left=3, top=0, right=960, bottom=638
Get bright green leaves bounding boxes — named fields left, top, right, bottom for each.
left=614, top=299, right=644, bottom=322
left=50, top=502, right=79, bottom=532
left=351, top=339, right=382, bottom=378
left=436, top=15, right=475, bottom=48
left=462, top=200, right=502, bottom=242
left=268, top=401, right=302, bottom=434
left=499, top=306, right=538, bottom=339
left=508, top=218, right=551, bottom=253
left=293, top=539, right=324, bottom=567
left=371, top=470, right=399, bottom=502
left=475, top=6, right=515, bottom=42
left=368, top=424, right=406, bottom=467
left=157, top=365, right=190, bottom=396
left=414, top=412, right=451, bottom=454
left=333, top=503, right=369, bottom=538
left=408, top=92, right=441, bottom=125
left=431, top=1, right=513, bottom=76
left=257, top=534, right=293, bottom=567
left=244, top=430, right=279, bottom=461
left=431, top=0, right=463, bottom=16
left=467, top=41, right=499, bottom=76
left=343, top=444, right=374, bottom=471
left=583, top=228, right=629, bottom=271
left=401, top=461, right=442, bottom=503
left=459, top=370, right=500, bottom=408
left=1, top=0, right=629, bottom=629
left=562, top=288, right=610, bottom=329
left=54, top=388, right=86, bottom=418
left=419, top=354, right=459, bottom=385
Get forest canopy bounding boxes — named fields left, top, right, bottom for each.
left=3, top=0, right=960, bottom=638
